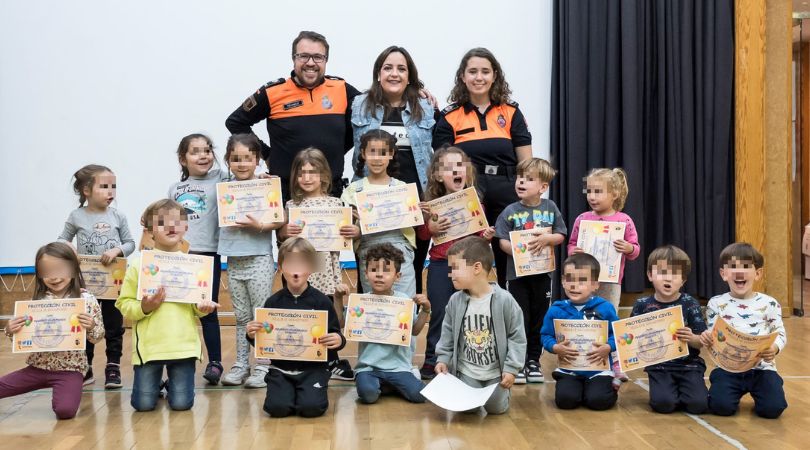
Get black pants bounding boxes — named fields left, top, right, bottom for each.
left=413, top=234, right=430, bottom=294
left=86, top=300, right=123, bottom=365
left=552, top=371, right=617, bottom=410
left=647, top=368, right=708, bottom=414
left=263, top=368, right=331, bottom=418
left=194, top=251, right=222, bottom=363
left=708, top=368, right=787, bottom=419
left=326, top=295, right=341, bottom=364
left=477, top=172, right=518, bottom=288
left=423, top=260, right=455, bottom=366
left=507, top=273, right=551, bottom=362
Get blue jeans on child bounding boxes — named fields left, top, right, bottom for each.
left=424, top=260, right=455, bottom=367
left=708, top=368, right=787, bottom=419
left=355, top=370, right=426, bottom=404
left=131, top=358, right=196, bottom=411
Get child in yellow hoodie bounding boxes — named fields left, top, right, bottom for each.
left=116, top=199, right=218, bottom=411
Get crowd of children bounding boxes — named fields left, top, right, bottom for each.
left=0, top=129, right=788, bottom=422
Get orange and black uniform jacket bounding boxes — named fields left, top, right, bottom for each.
left=225, top=72, right=360, bottom=183
left=432, top=101, right=531, bottom=169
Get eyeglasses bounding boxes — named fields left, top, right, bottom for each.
left=294, top=53, right=327, bottom=64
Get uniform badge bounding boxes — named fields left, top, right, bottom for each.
left=242, top=96, right=257, bottom=112
left=321, top=95, right=333, bottom=110
left=497, top=114, right=506, bottom=128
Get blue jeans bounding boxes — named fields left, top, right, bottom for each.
left=424, top=260, right=455, bottom=366
left=131, top=358, right=196, bottom=411
left=708, top=368, right=787, bottom=418
left=355, top=370, right=426, bottom=404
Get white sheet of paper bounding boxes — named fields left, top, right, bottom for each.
left=420, top=373, right=499, bottom=412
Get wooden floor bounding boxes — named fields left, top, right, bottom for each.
left=1, top=318, right=809, bottom=450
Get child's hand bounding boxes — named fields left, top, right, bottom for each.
left=699, top=330, right=713, bottom=348
left=196, top=300, right=219, bottom=314
left=675, top=327, right=695, bottom=342
left=553, top=340, right=579, bottom=364
left=141, top=287, right=166, bottom=314
left=613, top=239, right=634, bottom=254
left=428, top=216, right=451, bottom=234
left=77, top=313, right=95, bottom=329
left=100, top=248, right=122, bottom=265
left=500, top=372, right=516, bottom=389
left=570, top=246, right=584, bottom=255
left=339, top=224, right=361, bottom=238
left=5, top=316, right=26, bottom=335
left=235, top=213, right=263, bottom=231
left=246, top=320, right=263, bottom=339
left=351, top=207, right=360, bottom=222
left=285, top=223, right=303, bottom=237
left=481, top=226, right=496, bottom=241
left=527, top=234, right=554, bottom=255
left=586, top=343, right=611, bottom=365
left=419, top=201, right=432, bottom=217
left=319, top=332, right=343, bottom=349
left=435, top=362, right=448, bottom=374
left=759, top=344, right=779, bottom=362
left=413, top=293, right=431, bottom=311
left=257, top=173, right=279, bottom=180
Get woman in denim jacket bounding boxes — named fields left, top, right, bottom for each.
left=351, top=46, right=436, bottom=293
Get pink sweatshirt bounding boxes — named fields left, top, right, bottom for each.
left=566, top=211, right=640, bottom=283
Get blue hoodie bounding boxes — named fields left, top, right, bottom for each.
left=540, top=296, right=619, bottom=377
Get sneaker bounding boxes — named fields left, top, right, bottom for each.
left=221, top=365, right=250, bottom=386
left=514, top=369, right=527, bottom=385
left=419, top=364, right=436, bottom=381
left=83, top=368, right=95, bottom=386
left=329, top=359, right=355, bottom=381
left=611, top=359, right=629, bottom=382
left=158, top=379, right=168, bottom=398
left=104, top=363, right=122, bottom=389
left=526, top=360, right=544, bottom=383
left=245, top=366, right=269, bottom=389
left=203, top=361, right=224, bottom=385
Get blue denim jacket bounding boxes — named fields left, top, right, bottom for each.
left=351, top=94, right=435, bottom=190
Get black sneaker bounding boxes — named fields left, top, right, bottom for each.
left=329, top=359, right=355, bottom=381
left=104, top=363, right=122, bottom=389
left=203, top=361, right=224, bottom=385
left=83, top=368, right=95, bottom=386
left=526, top=360, right=544, bottom=383
left=514, top=369, right=527, bottom=385
left=158, top=379, right=168, bottom=398
left=420, top=364, right=436, bottom=380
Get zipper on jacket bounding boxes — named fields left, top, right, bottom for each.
left=134, top=321, right=144, bottom=365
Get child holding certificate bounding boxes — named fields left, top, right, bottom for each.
left=246, top=237, right=345, bottom=418
left=116, top=200, right=219, bottom=412
left=279, top=148, right=360, bottom=381
left=333, top=243, right=432, bottom=404
left=434, top=236, right=526, bottom=415
left=1, top=242, right=105, bottom=419
left=494, top=157, right=567, bottom=384
left=341, top=129, right=417, bottom=297
left=168, top=133, right=227, bottom=385
left=700, top=243, right=787, bottom=419
left=540, top=253, right=619, bottom=410
left=59, top=164, right=135, bottom=389
left=416, top=146, right=495, bottom=380
left=629, top=245, right=707, bottom=414
left=567, top=168, right=639, bottom=382
left=218, top=134, right=283, bottom=388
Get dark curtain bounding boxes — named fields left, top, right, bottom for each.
left=550, top=0, right=735, bottom=299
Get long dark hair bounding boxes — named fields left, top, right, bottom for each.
left=363, top=46, right=425, bottom=123
left=72, top=164, right=113, bottom=207
left=34, top=242, right=85, bottom=300
left=177, top=133, right=217, bottom=181
left=355, top=129, right=399, bottom=178
left=449, top=47, right=512, bottom=105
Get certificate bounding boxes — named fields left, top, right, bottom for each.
left=575, top=220, right=627, bottom=283
left=420, top=373, right=499, bottom=412
left=707, top=317, right=778, bottom=373
left=425, top=187, right=488, bottom=244
left=509, top=227, right=555, bottom=276
left=254, top=308, right=328, bottom=361
left=344, top=294, right=414, bottom=347
left=355, top=183, right=424, bottom=234
left=136, top=250, right=213, bottom=304
left=13, top=298, right=87, bottom=353
left=288, top=206, right=352, bottom=252
left=612, top=306, right=689, bottom=372
left=78, top=255, right=126, bottom=300
left=553, top=319, right=609, bottom=371
left=139, top=230, right=189, bottom=253
left=216, top=178, right=284, bottom=227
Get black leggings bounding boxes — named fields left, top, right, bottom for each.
left=193, top=251, right=222, bottom=363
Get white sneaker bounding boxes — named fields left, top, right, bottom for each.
left=245, top=366, right=269, bottom=389
left=221, top=365, right=250, bottom=386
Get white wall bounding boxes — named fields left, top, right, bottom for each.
left=0, top=0, right=553, bottom=267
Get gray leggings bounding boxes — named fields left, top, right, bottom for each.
left=458, top=372, right=510, bottom=415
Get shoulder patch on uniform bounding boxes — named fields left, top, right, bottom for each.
left=324, top=75, right=345, bottom=81
left=506, top=100, right=519, bottom=108
left=242, top=95, right=258, bottom=112
left=441, top=103, right=460, bottom=115
left=262, top=78, right=286, bottom=89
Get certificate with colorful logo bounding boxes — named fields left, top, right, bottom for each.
left=288, top=207, right=353, bottom=252
left=575, top=220, right=627, bottom=283
left=216, top=178, right=284, bottom=227
left=344, top=294, right=414, bottom=347
left=509, top=227, right=555, bottom=277
left=707, top=317, right=778, bottom=373
left=254, top=308, right=328, bottom=361
left=612, top=306, right=688, bottom=372
left=553, top=319, right=609, bottom=371
left=425, top=187, right=488, bottom=244
left=13, top=298, right=87, bottom=353
left=355, top=183, right=424, bottom=234
left=78, top=255, right=127, bottom=300
left=136, top=250, right=213, bottom=303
